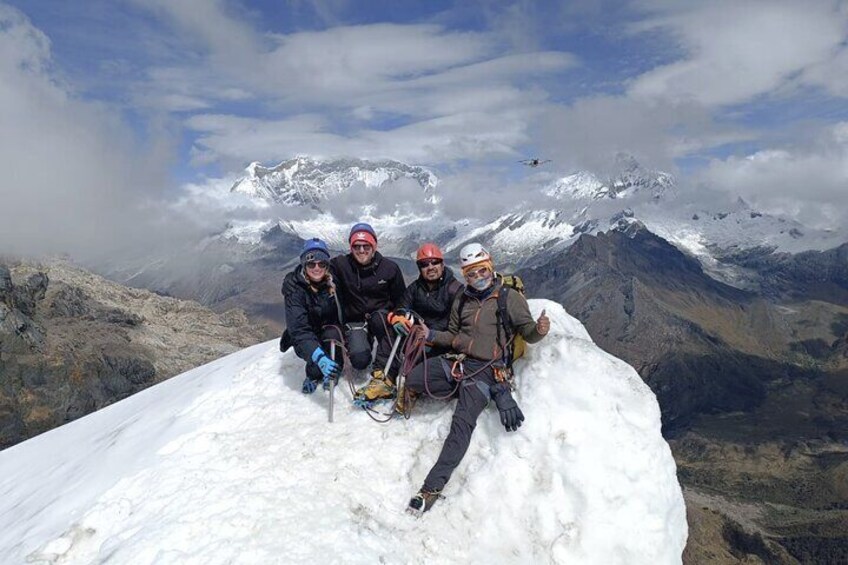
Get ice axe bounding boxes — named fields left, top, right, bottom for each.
left=328, top=341, right=336, bottom=423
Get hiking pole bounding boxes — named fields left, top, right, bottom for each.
left=328, top=341, right=336, bottom=423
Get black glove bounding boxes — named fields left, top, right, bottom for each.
left=491, top=383, right=524, bottom=432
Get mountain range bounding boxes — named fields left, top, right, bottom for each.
left=85, top=155, right=848, bottom=562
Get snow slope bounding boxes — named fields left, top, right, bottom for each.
left=0, top=300, right=686, bottom=564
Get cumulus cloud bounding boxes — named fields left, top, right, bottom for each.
left=0, top=5, right=187, bottom=261
left=628, top=0, right=848, bottom=107
left=123, top=1, right=576, bottom=168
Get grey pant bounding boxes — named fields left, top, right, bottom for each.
left=406, top=357, right=495, bottom=492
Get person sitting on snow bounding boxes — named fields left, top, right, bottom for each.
left=385, top=242, right=463, bottom=413
left=389, top=243, right=463, bottom=341
left=328, top=223, right=406, bottom=401
left=281, top=238, right=344, bottom=394
left=404, top=243, right=550, bottom=514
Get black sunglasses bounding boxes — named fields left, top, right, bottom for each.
left=417, top=259, right=443, bottom=268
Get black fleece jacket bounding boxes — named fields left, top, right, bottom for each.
left=329, top=252, right=405, bottom=323
left=398, top=267, right=463, bottom=331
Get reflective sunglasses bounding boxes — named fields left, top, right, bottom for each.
left=417, top=259, right=443, bottom=269
left=306, top=260, right=328, bottom=270
left=351, top=243, right=373, bottom=251
left=464, top=266, right=491, bottom=280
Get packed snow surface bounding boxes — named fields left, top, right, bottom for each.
left=0, top=300, right=686, bottom=564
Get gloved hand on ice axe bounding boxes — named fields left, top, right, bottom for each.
left=491, top=383, right=525, bottom=432
left=311, top=347, right=340, bottom=390
left=387, top=309, right=415, bottom=337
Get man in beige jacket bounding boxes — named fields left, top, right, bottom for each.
left=406, top=243, right=550, bottom=514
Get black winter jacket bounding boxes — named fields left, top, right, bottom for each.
left=398, top=268, right=463, bottom=331
left=330, top=252, right=405, bottom=323
left=282, top=267, right=342, bottom=361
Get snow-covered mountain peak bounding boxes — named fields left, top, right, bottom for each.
left=231, top=156, right=439, bottom=206
left=545, top=155, right=676, bottom=202
left=610, top=153, right=676, bottom=200
left=0, top=300, right=686, bottom=564
left=545, top=171, right=609, bottom=200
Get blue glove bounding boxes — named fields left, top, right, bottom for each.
left=491, top=383, right=525, bottom=432
left=311, top=347, right=340, bottom=389
left=302, top=377, right=318, bottom=394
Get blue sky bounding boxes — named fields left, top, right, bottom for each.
left=2, top=0, right=848, bottom=257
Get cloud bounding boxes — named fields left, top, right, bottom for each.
left=122, top=2, right=577, bottom=166
left=535, top=94, right=754, bottom=175
left=697, top=122, right=848, bottom=227
left=0, top=5, right=186, bottom=261
left=628, top=0, right=848, bottom=107
left=184, top=103, right=540, bottom=168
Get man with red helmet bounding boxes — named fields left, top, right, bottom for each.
left=388, top=242, right=463, bottom=341
left=329, top=223, right=406, bottom=400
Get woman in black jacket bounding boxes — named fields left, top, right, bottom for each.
left=282, top=238, right=344, bottom=394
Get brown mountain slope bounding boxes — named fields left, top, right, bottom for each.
left=0, top=259, right=265, bottom=449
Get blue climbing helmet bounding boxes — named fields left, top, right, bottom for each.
left=300, top=238, right=330, bottom=265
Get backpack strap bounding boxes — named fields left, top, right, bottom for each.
left=454, top=289, right=468, bottom=325
left=495, top=286, right=515, bottom=370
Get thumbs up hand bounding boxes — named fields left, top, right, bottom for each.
left=536, top=309, right=550, bottom=336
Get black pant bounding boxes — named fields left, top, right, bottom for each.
left=406, top=357, right=496, bottom=492
left=346, top=310, right=397, bottom=375
left=304, top=326, right=345, bottom=382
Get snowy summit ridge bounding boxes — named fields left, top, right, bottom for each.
left=545, top=154, right=676, bottom=202
left=231, top=156, right=439, bottom=206
left=0, top=300, right=686, bottom=564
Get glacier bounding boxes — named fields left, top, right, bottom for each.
left=0, top=300, right=687, bottom=564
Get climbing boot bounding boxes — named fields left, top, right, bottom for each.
left=407, top=488, right=442, bottom=516
left=395, top=388, right=416, bottom=417
left=354, top=369, right=396, bottom=401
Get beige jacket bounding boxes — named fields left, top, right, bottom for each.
left=431, top=279, right=544, bottom=361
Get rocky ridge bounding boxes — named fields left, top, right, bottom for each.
left=0, top=259, right=265, bottom=449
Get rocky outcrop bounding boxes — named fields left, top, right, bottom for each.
left=0, top=260, right=265, bottom=449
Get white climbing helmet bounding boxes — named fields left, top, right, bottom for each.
left=458, top=243, right=492, bottom=269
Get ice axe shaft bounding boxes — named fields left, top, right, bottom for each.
left=385, top=333, right=403, bottom=377
left=328, top=341, right=336, bottom=423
